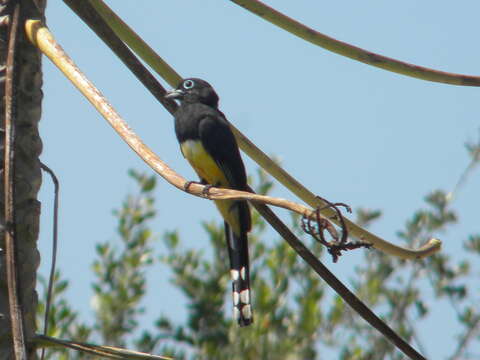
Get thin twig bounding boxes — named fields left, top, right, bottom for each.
left=83, top=0, right=442, bottom=260
left=229, top=0, right=480, bottom=86
left=449, top=315, right=480, bottom=360
left=39, top=163, right=60, bottom=360
left=447, top=132, right=480, bottom=203
left=4, top=3, right=27, bottom=359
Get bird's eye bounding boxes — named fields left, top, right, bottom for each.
left=183, top=80, right=195, bottom=89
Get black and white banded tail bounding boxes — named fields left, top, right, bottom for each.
left=225, top=223, right=253, bottom=326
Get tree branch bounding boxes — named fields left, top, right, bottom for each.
left=62, top=0, right=442, bottom=260
left=23, top=19, right=329, bottom=231
left=229, top=0, right=480, bottom=86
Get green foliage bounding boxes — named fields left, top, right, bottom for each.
left=37, top=170, right=158, bottom=358
left=91, top=169, right=157, bottom=347
left=37, top=271, right=91, bottom=360
left=336, top=192, right=461, bottom=360
left=37, top=157, right=480, bottom=359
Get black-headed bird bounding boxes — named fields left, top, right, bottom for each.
left=166, top=78, right=253, bottom=326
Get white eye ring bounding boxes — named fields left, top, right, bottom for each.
left=183, top=80, right=195, bottom=89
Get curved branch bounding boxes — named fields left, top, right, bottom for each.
left=231, top=125, right=442, bottom=259
left=229, top=0, right=480, bottom=86
left=23, top=20, right=331, bottom=228
left=53, top=2, right=442, bottom=260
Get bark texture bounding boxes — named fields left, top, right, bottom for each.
left=0, top=0, right=45, bottom=358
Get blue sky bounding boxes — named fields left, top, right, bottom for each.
left=38, top=1, right=479, bottom=358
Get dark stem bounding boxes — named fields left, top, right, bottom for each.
left=63, top=0, right=178, bottom=115
left=4, top=2, right=27, bottom=359
left=39, top=163, right=60, bottom=360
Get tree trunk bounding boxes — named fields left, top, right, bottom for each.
left=0, top=0, right=45, bottom=358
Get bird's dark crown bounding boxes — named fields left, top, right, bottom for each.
left=174, top=78, right=219, bottom=108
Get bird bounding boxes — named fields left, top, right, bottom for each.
left=165, top=78, right=253, bottom=326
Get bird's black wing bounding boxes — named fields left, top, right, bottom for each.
left=198, top=114, right=251, bottom=231
left=197, top=114, right=248, bottom=190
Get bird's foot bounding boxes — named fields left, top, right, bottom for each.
left=183, top=180, right=202, bottom=192
left=201, top=184, right=214, bottom=198
left=183, top=181, right=214, bottom=198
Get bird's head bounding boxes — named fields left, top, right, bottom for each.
left=165, top=78, right=219, bottom=108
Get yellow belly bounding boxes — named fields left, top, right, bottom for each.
left=181, top=140, right=241, bottom=234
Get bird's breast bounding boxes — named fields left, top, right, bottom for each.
left=180, top=140, right=229, bottom=187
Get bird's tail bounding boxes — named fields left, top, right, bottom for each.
left=225, top=222, right=253, bottom=326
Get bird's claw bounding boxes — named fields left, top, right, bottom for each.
left=183, top=181, right=214, bottom=198
left=201, top=184, right=214, bottom=198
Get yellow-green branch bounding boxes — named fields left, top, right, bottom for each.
left=229, top=0, right=480, bottom=86
left=88, top=0, right=182, bottom=86
left=86, top=0, right=441, bottom=259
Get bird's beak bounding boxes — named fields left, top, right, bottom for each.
left=165, top=89, right=185, bottom=100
